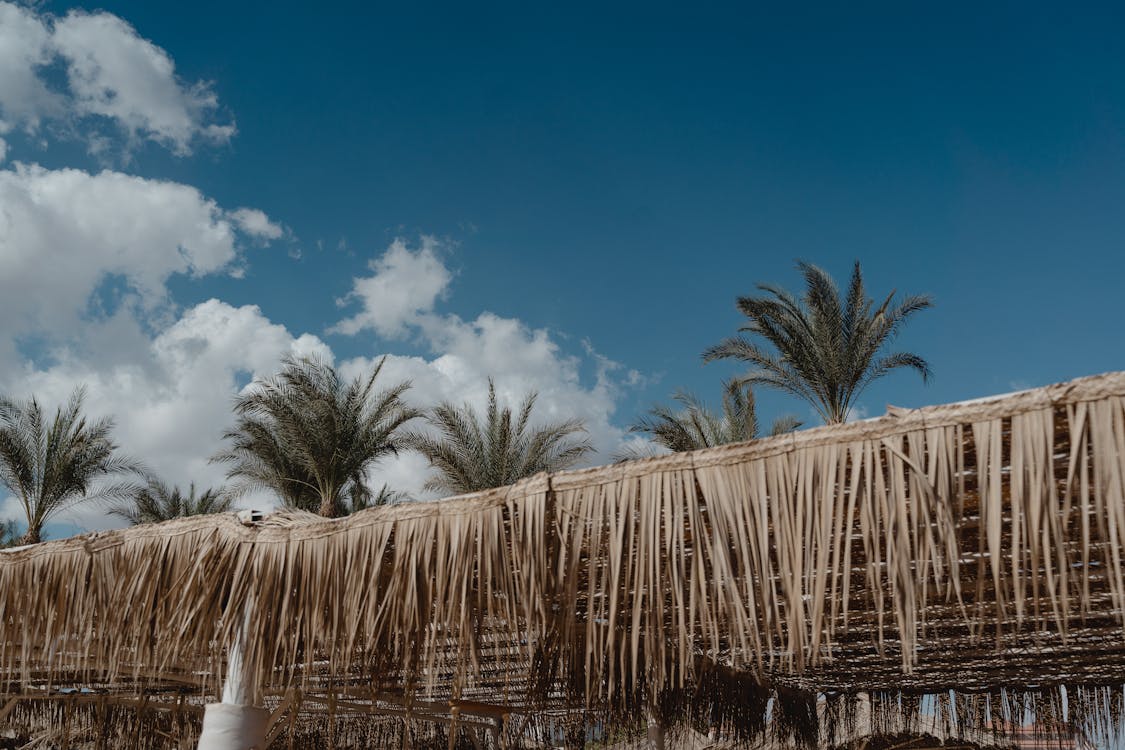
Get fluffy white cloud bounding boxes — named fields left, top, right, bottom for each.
left=0, top=2, right=234, bottom=155
left=0, top=3, right=62, bottom=131
left=0, top=162, right=280, bottom=335
left=52, top=10, right=234, bottom=153
left=333, top=239, right=637, bottom=499
left=331, top=236, right=452, bottom=339
left=231, top=208, right=285, bottom=241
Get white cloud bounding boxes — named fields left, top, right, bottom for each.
left=333, top=239, right=635, bottom=499
left=231, top=208, right=285, bottom=241
left=0, top=3, right=62, bottom=132
left=330, top=236, right=452, bottom=339
left=0, top=2, right=234, bottom=155
left=0, top=162, right=278, bottom=336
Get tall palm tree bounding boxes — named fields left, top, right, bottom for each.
left=624, top=379, right=801, bottom=458
left=212, top=355, right=419, bottom=518
left=110, top=477, right=234, bottom=525
left=703, top=261, right=932, bottom=424
left=0, top=388, right=140, bottom=545
left=408, top=379, right=594, bottom=495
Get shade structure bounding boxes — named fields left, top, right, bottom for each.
left=2, top=372, right=1125, bottom=748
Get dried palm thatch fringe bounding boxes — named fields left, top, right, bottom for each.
left=1, top=372, right=1125, bottom=746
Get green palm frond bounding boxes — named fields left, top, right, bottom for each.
left=628, top=379, right=801, bottom=455
left=212, top=355, right=420, bottom=517
left=0, top=388, right=143, bottom=544
left=704, top=261, right=932, bottom=424
left=342, top=483, right=407, bottom=515
left=408, top=379, right=593, bottom=495
left=110, top=478, right=234, bottom=525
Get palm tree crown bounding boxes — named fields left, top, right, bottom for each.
left=0, top=388, right=140, bottom=545
left=111, top=478, right=233, bottom=525
left=409, top=379, right=594, bottom=495
left=626, top=379, right=801, bottom=457
left=703, top=261, right=932, bottom=424
left=212, top=355, right=419, bottom=518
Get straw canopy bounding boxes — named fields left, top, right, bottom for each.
left=2, top=372, right=1125, bottom=747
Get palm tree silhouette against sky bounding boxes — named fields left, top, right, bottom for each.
left=704, top=261, right=933, bottom=424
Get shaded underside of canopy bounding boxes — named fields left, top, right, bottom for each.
left=2, top=371, right=1125, bottom=747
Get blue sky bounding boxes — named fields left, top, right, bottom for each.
left=1, top=1, right=1124, bottom=534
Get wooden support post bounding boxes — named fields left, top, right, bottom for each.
left=286, top=691, right=300, bottom=750
left=0, top=698, right=17, bottom=725
left=448, top=706, right=461, bottom=750
left=493, top=714, right=507, bottom=750
left=60, top=695, right=72, bottom=750
left=646, top=708, right=666, bottom=750
left=263, top=688, right=295, bottom=747
left=94, top=697, right=108, bottom=750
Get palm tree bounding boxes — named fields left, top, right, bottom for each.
left=212, top=355, right=419, bottom=518
left=342, top=483, right=407, bottom=515
left=110, top=477, right=234, bottom=525
left=703, top=261, right=932, bottom=424
left=0, top=520, right=18, bottom=548
left=623, top=379, right=801, bottom=459
left=408, top=379, right=594, bottom=495
left=0, top=388, right=140, bottom=545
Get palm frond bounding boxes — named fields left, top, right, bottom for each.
left=411, top=380, right=593, bottom=495
left=629, top=380, right=793, bottom=453
left=705, top=261, right=931, bottom=424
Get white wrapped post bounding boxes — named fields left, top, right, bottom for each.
left=198, top=604, right=269, bottom=749
left=197, top=703, right=269, bottom=749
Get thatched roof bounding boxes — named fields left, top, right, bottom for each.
left=2, top=371, right=1125, bottom=747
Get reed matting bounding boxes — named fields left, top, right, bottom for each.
left=2, top=372, right=1125, bottom=746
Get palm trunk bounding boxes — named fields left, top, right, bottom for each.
left=15, top=528, right=39, bottom=546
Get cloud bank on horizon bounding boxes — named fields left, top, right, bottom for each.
left=0, top=2, right=642, bottom=536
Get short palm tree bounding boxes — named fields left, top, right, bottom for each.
left=0, top=520, right=18, bottom=548
left=212, top=355, right=419, bottom=518
left=110, top=478, right=233, bottom=525
left=0, top=388, right=140, bottom=545
left=409, top=379, right=594, bottom=495
left=703, top=261, right=932, bottom=424
left=342, top=483, right=406, bottom=514
left=625, top=379, right=800, bottom=458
